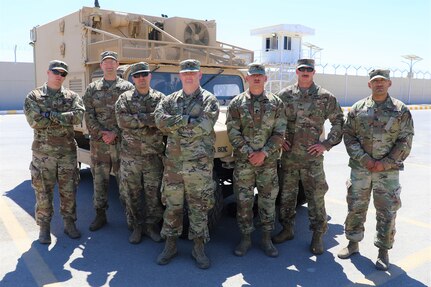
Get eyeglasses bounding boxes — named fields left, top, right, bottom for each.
left=297, top=67, right=314, bottom=72
left=51, top=69, right=67, bottom=77
left=132, top=72, right=149, bottom=78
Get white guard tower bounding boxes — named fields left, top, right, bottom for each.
left=250, top=24, right=314, bottom=91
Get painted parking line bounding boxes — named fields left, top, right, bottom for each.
left=346, top=245, right=431, bottom=287
left=0, top=196, right=61, bottom=286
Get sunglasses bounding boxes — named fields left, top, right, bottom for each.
left=298, top=67, right=314, bottom=72
left=51, top=69, right=68, bottom=77
left=132, top=72, right=149, bottom=78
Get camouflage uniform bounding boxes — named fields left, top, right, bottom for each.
left=83, top=76, right=134, bottom=212
left=154, top=87, right=220, bottom=243
left=343, top=95, right=414, bottom=249
left=24, top=83, right=84, bottom=225
left=115, top=87, right=165, bottom=227
left=276, top=82, right=344, bottom=233
left=226, top=90, right=286, bottom=234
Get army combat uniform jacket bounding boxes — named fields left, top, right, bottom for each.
left=226, top=90, right=286, bottom=162
left=24, top=83, right=85, bottom=154
left=344, top=95, right=414, bottom=171
left=83, top=76, right=134, bottom=142
left=154, top=87, right=220, bottom=161
left=277, top=83, right=344, bottom=169
left=115, top=88, right=165, bottom=156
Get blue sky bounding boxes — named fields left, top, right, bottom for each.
left=0, top=0, right=429, bottom=71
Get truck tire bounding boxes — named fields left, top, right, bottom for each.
left=180, top=171, right=224, bottom=238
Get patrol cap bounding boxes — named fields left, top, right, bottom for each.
left=48, top=60, right=68, bottom=73
left=369, top=69, right=390, bottom=81
left=297, top=58, right=315, bottom=69
left=247, top=63, right=266, bottom=75
left=100, top=51, right=118, bottom=62
left=179, top=59, right=200, bottom=73
left=130, top=62, right=150, bottom=76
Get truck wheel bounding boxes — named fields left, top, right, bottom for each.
left=180, top=171, right=224, bottom=238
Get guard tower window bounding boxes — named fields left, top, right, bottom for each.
left=265, top=38, right=270, bottom=51
left=284, top=36, right=292, bottom=50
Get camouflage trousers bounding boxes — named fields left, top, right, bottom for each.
left=233, top=160, right=279, bottom=234
left=160, top=157, right=215, bottom=243
left=90, top=140, right=125, bottom=210
left=119, top=153, right=164, bottom=226
left=30, top=151, right=79, bottom=225
left=344, top=168, right=401, bottom=250
left=279, top=161, right=328, bottom=233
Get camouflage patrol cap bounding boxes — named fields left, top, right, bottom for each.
left=369, top=69, right=390, bottom=81
left=179, top=59, right=200, bottom=73
left=48, top=60, right=68, bottom=73
left=100, top=51, right=118, bottom=62
left=297, top=58, right=315, bottom=69
left=130, top=62, right=150, bottom=76
left=247, top=63, right=266, bottom=75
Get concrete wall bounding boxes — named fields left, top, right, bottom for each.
left=0, top=62, right=35, bottom=110
left=313, top=73, right=431, bottom=106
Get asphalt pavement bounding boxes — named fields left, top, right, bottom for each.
left=0, top=111, right=430, bottom=287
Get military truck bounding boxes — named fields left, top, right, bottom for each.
left=30, top=5, right=254, bottom=229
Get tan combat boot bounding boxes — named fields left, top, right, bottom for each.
left=89, top=209, right=107, bottom=231
left=144, top=224, right=162, bottom=242
left=129, top=224, right=143, bottom=244
left=192, top=237, right=210, bottom=269
left=39, top=223, right=51, bottom=244
left=310, top=231, right=324, bottom=255
left=64, top=219, right=81, bottom=239
left=272, top=225, right=294, bottom=244
left=261, top=231, right=279, bottom=257
left=156, top=236, right=178, bottom=265
left=375, top=248, right=389, bottom=271
left=337, top=241, right=359, bottom=259
left=234, top=233, right=252, bottom=257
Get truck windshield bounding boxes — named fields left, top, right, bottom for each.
left=148, top=72, right=244, bottom=106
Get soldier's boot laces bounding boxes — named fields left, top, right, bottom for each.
left=156, top=236, right=178, bottom=265
left=144, top=224, right=162, bottom=242
left=192, top=237, right=210, bottom=269
left=261, top=231, right=279, bottom=257
left=39, top=224, right=51, bottom=244
left=64, top=219, right=81, bottom=239
left=337, top=241, right=359, bottom=259
left=272, top=225, right=294, bottom=244
left=375, top=248, right=389, bottom=271
left=89, top=209, right=107, bottom=231
left=234, top=233, right=252, bottom=257
left=129, top=224, right=143, bottom=244
left=310, top=231, right=324, bottom=255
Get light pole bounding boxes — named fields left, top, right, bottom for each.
left=401, top=54, right=423, bottom=104
left=302, top=42, right=323, bottom=61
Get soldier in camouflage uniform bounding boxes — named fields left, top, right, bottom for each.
left=154, top=59, right=219, bottom=269
left=337, top=69, right=414, bottom=271
left=226, top=63, right=286, bottom=258
left=115, top=62, right=165, bottom=244
left=274, top=59, right=344, bottom=255
left=83, top=51, right=134, bottom=231
left=24, top=60, right=85, bottom=244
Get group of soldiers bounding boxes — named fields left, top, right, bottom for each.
left=24, top=51, right=414, bottom=271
